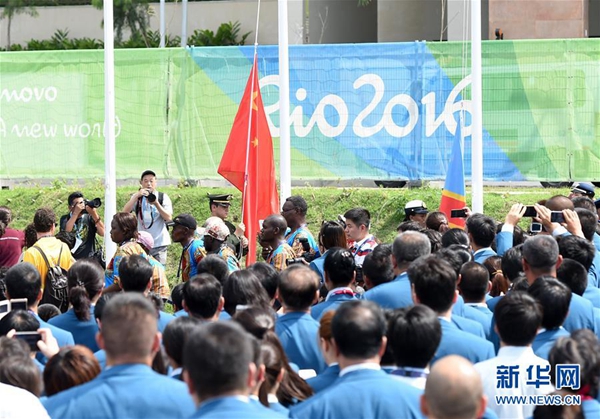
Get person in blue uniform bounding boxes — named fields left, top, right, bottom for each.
left=183, top=321, right=284, bottom=418
left=311, top=247, right=358, bottom=320
left=466, top=213, right=498, bottom=264
left=163, top=316, right=203, bottom=381
left=275, top=265, right=326, bottom=374
left=458, top=262, right=494, bottom=340
left=43, top=293, right=195, bottom=418
left=546, top=330, right=600, bottom=416
left=4, top=263, right=74, bottom=352
left=409, top=256, right=495, bottom=364
left=118, top=254, right=174, bottom=332
left=181, top=273, right=225, bottom=321
left=388, top=305, right=441, bottom=390
left=522, top=235, right=595, bottom=333
left=309, top=220, right=347, bottom=284
left=48, top=259, right=103, bottom=352
left=290, top=300, right=422, bottom=419
left=364, top=231, right=431, bottom=309
left=306, top=311, right=340, bottom=393
left=528, top=277, right=571, bottom=360
left=421, top=355, right=488, bottom=419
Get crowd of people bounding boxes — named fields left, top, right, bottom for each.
left=1, top=174, right=600, bottom=418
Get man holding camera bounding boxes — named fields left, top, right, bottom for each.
left=60, top=192, right=105, bottom=260
left=123, top=170, right=173, bottom=265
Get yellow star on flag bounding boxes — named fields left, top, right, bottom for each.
left=252, top=137, right=259, bottom=147
left=252, top=90, right=258, bottom=111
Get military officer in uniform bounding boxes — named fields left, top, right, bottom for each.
left=207, top=194, right=248, bottom=258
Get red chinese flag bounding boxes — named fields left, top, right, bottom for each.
left=218, top=56, right=279, bottom=265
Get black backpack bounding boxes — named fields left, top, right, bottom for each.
left=33, top=245, right=69, bottom=313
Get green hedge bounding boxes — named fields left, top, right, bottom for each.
left=1, top=183, right=568, bottom=288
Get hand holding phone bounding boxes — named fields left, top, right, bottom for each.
left=14, top=331, right=42, bottom=352
left=530, top=222, right=543, bottom=234
left=450, top=209, right=468, bottom=218
left=550, top=211, right=565, bottom=223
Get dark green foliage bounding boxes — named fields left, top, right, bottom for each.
left=187, top=21, right=250, bottom=47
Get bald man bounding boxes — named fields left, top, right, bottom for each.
left=259, top=214, right=295, bottom=271
left=421, top=355, right=487, bottom=419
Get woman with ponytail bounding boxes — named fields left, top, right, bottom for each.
left=48, top=259, right=104, bottom=352
left=261, top=331, right=313, bottom=408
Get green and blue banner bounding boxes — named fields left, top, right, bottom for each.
left=0, top=39, right=599, bottom=181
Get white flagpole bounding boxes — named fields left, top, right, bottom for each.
left=159, top=0, right=166, bottom=48
left=240, top=1, right=262, bottom=224
left=181, top=0, right=188, bottom=47
left=278, top=0, right=292, bottom=203
left=471, top=0, right=484, bottom=213
left=103, top=0, right=117, bottom=260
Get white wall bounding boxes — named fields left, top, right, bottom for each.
left=0, top=0, right=304, bottom=48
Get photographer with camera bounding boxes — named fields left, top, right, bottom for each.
left=60, top=192, right=104, bottom=261
left=123, top=170, right=173, bottom=265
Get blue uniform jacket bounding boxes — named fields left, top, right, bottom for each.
left=432, top=318, right=495, bottom=364
left=363, top=272, right=413, bottom=309
left=48, top=306, right=99, bottom=352
left=583, top=284, right=600, bottom=309
left=473, top=247, right=497, bottom=264
left=190, top=396, right=285, bottom=419
left=33, top=312, right=74, bottom=348
left=275, top=312, right=326, bottom=373
left=309, top=252, right=327, bottom=284
left=43, top=363, right=195, bottom=418
left=532, top=327, right=570, bottom=360
left=563, top=294, right=596, bottom=333
left=311, top=293, right=356, bottom=321
left=463, top=304, right=494, bottom=340
left=289, top=368, right=422, bottom=419
left=305, top=364, right=341, bottom=393
left=453, top=313, right=486, bottom=338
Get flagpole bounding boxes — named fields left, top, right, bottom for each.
left=471, top=0, right=484, bottom=213
left=278, top=0, right=292, bottom=203
left=240, top=0, right=262, bottom=224
left=103, top=0, right=117, bottom=260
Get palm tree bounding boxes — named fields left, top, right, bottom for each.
left=1, top=0, right=38, bottom=50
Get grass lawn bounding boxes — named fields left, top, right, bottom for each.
left=1, top=183, right=569, bottom=290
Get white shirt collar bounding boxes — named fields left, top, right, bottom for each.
left=465, top=302, right=488, bottom=308
left=339, top=362, right=381, bottom=377
left=169, top=367, right=182, bottom=378
left=267, top=394, right=280, bottom=404
left=497, top=345, right=534, bottom=357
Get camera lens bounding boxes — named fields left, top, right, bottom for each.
left=147, top=193, right=156, bottom=203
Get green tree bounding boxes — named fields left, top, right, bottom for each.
left=92, top=0, right=151, bottom=45
left=1, top=0, right=38, bottom=49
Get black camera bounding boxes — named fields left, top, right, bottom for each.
left=355, top=265, right=364, bottom=285
left=147, top=192, right=157, bottom=203
left=85, top=198, right=102, bottom=208
left=287, top=257, right=305, bottom=265
left=286, top=237, right=317, bottom=265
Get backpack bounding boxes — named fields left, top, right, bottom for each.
left=33, top=245, right=69, bottom=313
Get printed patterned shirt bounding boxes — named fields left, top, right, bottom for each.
left=267, top=242, right=296, bottom=272
left=348, top=234, right=378, bottom=267
left=217, top=245, right=242, bottom=272
left=178, top=238, right=206, bottom=282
